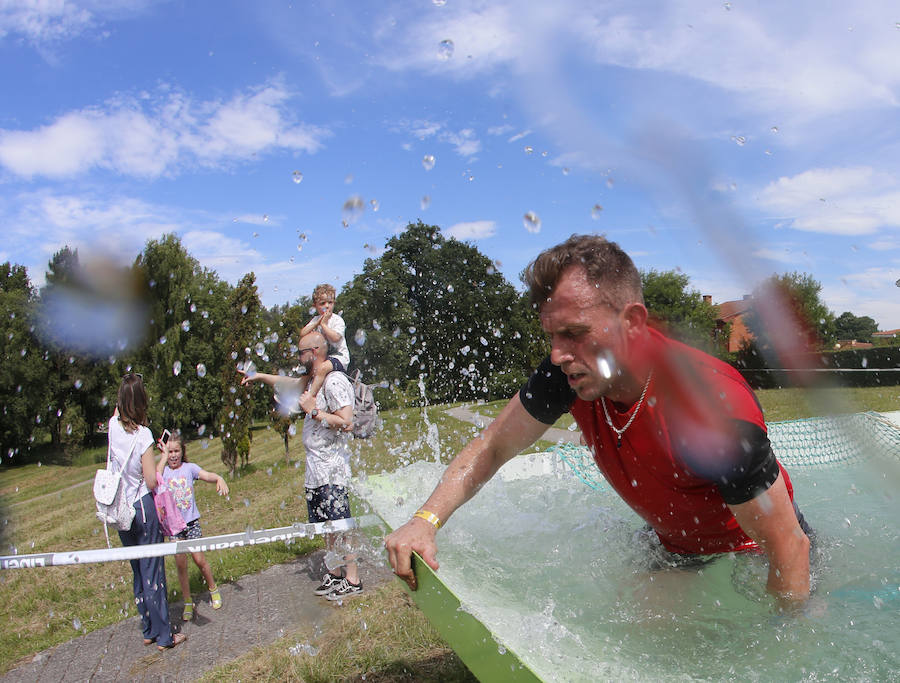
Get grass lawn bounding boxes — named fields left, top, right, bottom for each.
left=1, top=385, right=898, bottom=678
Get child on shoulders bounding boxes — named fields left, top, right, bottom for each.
left=297, top=283, right=350, bottom=401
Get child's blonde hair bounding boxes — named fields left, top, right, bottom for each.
left=312, top=283, right=336, bottom=303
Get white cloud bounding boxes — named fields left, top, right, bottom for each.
left=0, top=80, right=330, bottom=179
left=751, top=248, right=803, bottom=265
left=393, top=119, right=482, bottom=159
left=231, top=214, right=279, bottom=226
left=757, top=166, right=900, bottom=235
left=446, top=220, right=496, bottom=240
left=0, top=0, right=94, bottom=44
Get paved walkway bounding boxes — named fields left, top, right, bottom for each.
left=2, top=548, right=394, bottom=682
left=444, top=405, right=583, bottom=445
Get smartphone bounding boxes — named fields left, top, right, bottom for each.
left=159, top=429, right=171, bottom=450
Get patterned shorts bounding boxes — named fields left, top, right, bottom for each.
left=306, top=485, right=351, bottom=523
left=174, top=518, right=202, bottom=541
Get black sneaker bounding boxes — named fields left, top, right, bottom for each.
left=325, top=578, right=363, bottom=601
left=313, top=572, right=344, bottom=596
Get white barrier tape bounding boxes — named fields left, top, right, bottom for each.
left=0, top=514, right=384, bottom=570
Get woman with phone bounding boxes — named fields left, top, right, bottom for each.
left=157, top=432, right=229, bottom=621
left=109, top=373, right=186, bottom=650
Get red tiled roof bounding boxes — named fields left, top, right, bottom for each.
left=715, top=299, right=752, bottom=320
left=872, top=329, right=900, bottom=337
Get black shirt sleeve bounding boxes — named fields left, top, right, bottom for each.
left=518, top=356, right=576, bottom=425
left=715, top=420, right=781, bottom=505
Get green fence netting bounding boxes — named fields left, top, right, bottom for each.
left=553, top=412, right=900, bottom=490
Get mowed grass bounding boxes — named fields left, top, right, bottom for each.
left=2, top=386, right=899, bottom=678
left=0, top=403, right=479, bottom=676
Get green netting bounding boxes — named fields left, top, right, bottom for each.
left=552, top=412, right=900, bottom=490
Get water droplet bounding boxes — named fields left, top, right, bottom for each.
left=243, top=498, right=251, bottom=508
left=524, top=145, right=533, bottom=154
left=731, top=135, right=746, bottom=146
left=562, top=167, right=570, bottom=175
left=437, top=39, right=454, bottom=61
left=354, top=329, right=367, bottom=346
left=523, top=211, right=541, bottom=233
left=342, top=196, right=364, bottom=225
left=770, top=126, right=779, bottom=133
left=591, top=204, right=603, bottom=220
left=723, top=1, right=731, bottom=9
left=433, top=0, right=446, bottom=5
left=606, top=177, right=614, bottom=188
left=196, top=363, right=207, bottom=378
left=369, top=199, right=379, bottom=212
left=197, top=424, right=206, bottom=436
left=74, top=379, right=83, bottom=389
left=292, top=170, right=303, bottom=184
left=420, top=195, right=431, bottom=210
left=72, top=618, right=82, bottom=630
left=181, top=320, right=190, bottom=332
left=173, top=360, right=182, bottom=376
left=422, top=154, right=435, bottom=171
left=241, top=305, right=248, bottom=315
left=255, top=342, right=265, bottom=356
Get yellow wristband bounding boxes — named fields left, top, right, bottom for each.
left=414, top=510, right=443, bottom=530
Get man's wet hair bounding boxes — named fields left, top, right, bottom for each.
left=524, top=234, right=643, bottom=311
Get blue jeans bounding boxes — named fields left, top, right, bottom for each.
left=117, top=493, right=173, bottom=646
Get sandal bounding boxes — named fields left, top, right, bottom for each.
left=210, top=588, right=222, bottom=610
left=182, top=602, right=194, bottom=621
left=157, top=632, right=186, bottom=651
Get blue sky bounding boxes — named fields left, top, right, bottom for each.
left=2, top=1, right=899, bottom=328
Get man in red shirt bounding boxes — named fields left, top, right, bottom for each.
left=386, top=234, right=812, bottom=608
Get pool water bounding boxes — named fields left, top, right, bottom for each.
left=360, top=449, right=899, bottom=681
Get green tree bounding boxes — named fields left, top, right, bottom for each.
left=0, top=263, right=47, bottom=462
left=37, top=247, right=119, bottom=450
left=834, top=311, right=878, bottom=343
left=218, top=273, right=261, bottom=476
left=740, top=272, right=836, bottom=366
left=132, top=234, right=232, bottom=436
left=640, top=269, right=720, bottom=355
left=339, top=221, right=542, bottom=404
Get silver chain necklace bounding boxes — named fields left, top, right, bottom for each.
left=600, top=369, right=653, bottom=448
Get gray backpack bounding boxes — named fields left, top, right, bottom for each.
left=349, top=370, right=377, bottom=438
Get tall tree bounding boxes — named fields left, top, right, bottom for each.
left=834, top=311, right=878, bottom=343
left=641, top=269, right=720, bottom=355
left=37, top=247, right=119, bottom=452
left=339, top=221, right=542, bottom=404
left=132, top=234, right=232, bottom=436
left=218, top=273, right=261, bottom=476
left=0, top=263, right=46, bottom=462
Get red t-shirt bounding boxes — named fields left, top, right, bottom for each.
left=521, top=328, right=794, bottom=555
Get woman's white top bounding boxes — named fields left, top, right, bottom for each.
left=107, top=416, right=155, bottom=505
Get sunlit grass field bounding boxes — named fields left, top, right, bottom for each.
left=1, top=386, right=898, bottom=678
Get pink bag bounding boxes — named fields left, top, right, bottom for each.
left=153, top=477, right=187, bottom=537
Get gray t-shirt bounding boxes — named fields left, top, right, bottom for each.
left=302, top=372, right=354, bottom=488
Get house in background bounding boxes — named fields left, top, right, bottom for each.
left=709, top=294, right=755, bottom=353
left=872, top=329, right=900, bottom=342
